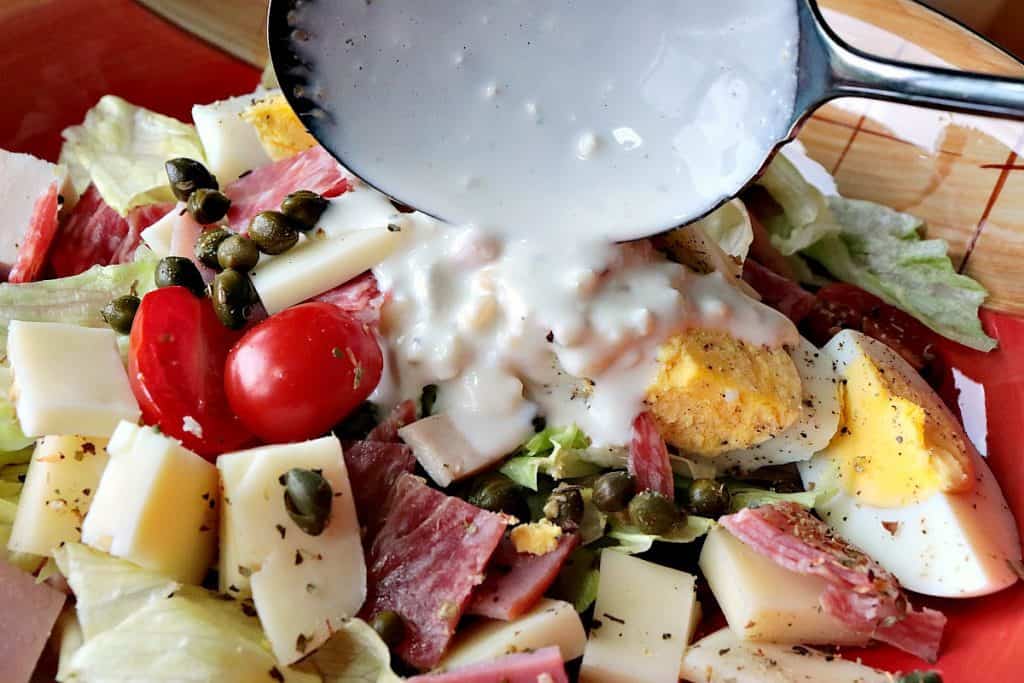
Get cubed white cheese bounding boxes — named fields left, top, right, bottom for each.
left=580, top=551, right=697, bottom=683
left=8, top=321, right=140, bottom=439
left=7, top=436, right=109, bottom=557
left=439, top=599, right=586, bottom=671
left=138, top=203, right=181, bottom=257
left=681, top=628, right=889, bottom=683
left=80, top=422, right=217, bottom=584
left=192, top=94, right=273, bottom=183
left=316, top=185, right=398, bottom=238
left=218, top=436, right=365, bottom=665
left=0, top=150, right=68, bottom=265
left=398, top=414, right=498, bottom=487
left=250, top=225, right=405, bottom=314
left=698, top=526, right=869, bottom=646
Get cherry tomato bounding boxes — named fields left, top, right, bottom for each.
left=129, top=286, right=256, bottom=458
left=224, top=302, right=384, bottom=444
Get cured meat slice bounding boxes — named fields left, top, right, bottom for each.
left=47, top=185, right=130, bottom=277
left=468, top=532, right=579, bottom=620
left=407, top=646, right=569, bottom=683
left=360, top=473, right=508, bottom=669
left=312, top=271, right=385, bottom=326
left=742, top=259, right=816, bottom=324
left=10, top=182, right=60, bottom=283
left=719, top=502, right=945, bottom=662
left=114, top=201, right=176, bottom=264
left=0, top=558, right=67, bottom=683
left=224, top=146, right=349, bottom=231
left=368, top=399, right=418, bottom=443
left=342, top=440, right=416, bottom=537
left=629, top=411, right=674, bottom=501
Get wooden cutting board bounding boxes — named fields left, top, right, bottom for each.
left=136, top=0, right=270, bottom=67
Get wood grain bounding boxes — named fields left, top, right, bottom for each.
left=136, top=0, right=270, bottom=67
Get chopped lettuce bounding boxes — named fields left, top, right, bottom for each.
left=296, top=618, right=402, bottom=683
left=59, top=95, right=206, bottom=215
left=756, top=153, right=840, bottom=255
left=551, top=546, right=601, bottom=613
left=692, top=198, right=754, bottom=261
left=1, top=445, right=37, bottom=571
left=0, top=368, right=33, bottom=452
left=501, top=425, right=600, bottom=490
left=606, top=516, right=715, bottom=555
left=725, top=482, right=820, bottom=512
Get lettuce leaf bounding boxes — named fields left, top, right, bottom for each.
left=60, top=95, right=206, bottom=215
left=693, top=199, right=754, bottom=261
left=606, top=515, right=715, bottom=555
left=1, top=445, right=36, bottom=571
left=296, top=618, right=402, bottom=683
left=550, top=546, right=601, bottom=613
left=501, top=425, right=600, bottom=490
left=725, top=482, right=820, bottom=512
left=0, top=368, right=33, bottom=453
left=756, top=153, right=841, bottom=256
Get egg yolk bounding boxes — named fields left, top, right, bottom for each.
left=824, top=353, right=971, bottom=507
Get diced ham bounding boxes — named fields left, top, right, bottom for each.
left=47, top=185, right=130, bottom=277
left=224, top=146, right=349, bottom=231
left=742, top=259, right=816, bottom=324
left=115, top=201, right=176, bottom=264
left=343, top=440, right=416, bottom=537
left=312, top=271, right=385, bottom=326
left=408, top=646, right=569, bottom=683
left=629, top=411, right=674, bottom=501
left=468, top=533, right=579, bottom=620
left=9, top=182, right=60, bottom=283
left=360, top=473, right=509, bottom=669
left=368, top=399, right=418, bottom=443
left=719, top=502, right=945, bottom=662
left=167, top=207, right=215, bottom=282
left=0, top=559, right=67, bottom=683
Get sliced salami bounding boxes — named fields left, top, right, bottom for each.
left=9, top=182, right=60, bottom=283
left=343, top=440, right=416, bottom=537
left=115, top=201, right=176, bottom=264
left=629, top=411, right=674, bottom=501
left=47, top=185, right=130, bottom=277
left=312, top=271, right=385, bottom=326
left=742, top=259, right=816, bottom=324
left=407, top=646, right=569, bottom=683
left=367, top=399, right=418, bottom=443
left=359, top=473, right=508, bottom=669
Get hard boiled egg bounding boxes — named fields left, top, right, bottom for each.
left=799, top=330, right=1021, bottom=597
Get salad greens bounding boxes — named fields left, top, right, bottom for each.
left=550, top=547, right=601, bottom=613
left=725, top=482, right=820, bottom=512
left=501, top=424, right=601, bottom=490
left=606, top=516, right=715, bottom=555
left=296, top=619, right=402, bottom=683
left=691, top=198, right=754, bottom=261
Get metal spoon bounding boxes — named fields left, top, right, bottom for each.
left=268, top=0, right=1024, bottom=233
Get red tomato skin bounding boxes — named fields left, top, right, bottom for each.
left=129, top=286, right=256, bottom=458
left=224, top=302, right=384, bottom=444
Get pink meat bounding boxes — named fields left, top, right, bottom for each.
left=343, top=440, right=416, bottom=537
left=468, top=532, right=579, bottom=620
left=741, top=259, right=816, bottom=324
left=360, top=473, right=508, bottom=670
left=407, top=646, right=569, bottom=683
left=224, top=146, right=349, bottom=231
left=10, top=181, right=60, bottom=283
left=719, top=502, right=945, bottom=662
left=368, top=400, right=418, bottom=443
left=312, top=271, right=385, bottom=326
left=114, top=201, right=176, bottom=264
left=0, top=559, right=66, bottom=683
left=47, top=185, right=130, bottom=277
left=629, top=411, right=674, bottom=500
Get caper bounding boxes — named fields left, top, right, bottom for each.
left=281, top=190, right=329, bottom=231
left=628, top=491, right=680, bottom=535
left=155, top=256, right=205, bottom=297
left=165, top=157, right=218, bottom=201
left=187, top=188, right=231, bottom=225
left=687, top=479, right=730, bottom=518
left=369, top=610, right=405, bottom=650
left=468, top=473, right=529, bottom=520
left=282, top=467, right=333, bottom=536
left=592, top=471, right=636, bottom=513
left=897, top=672, right=942, bottom=683
left=217, top=234, right=260, bottom=272
left=101, top=295, right=140, bottom=335
left=248, top=211, right=299, bottom=255
left=194, top=227, right=232, bottom=270
left=543, top=485, right=584, bottom=529
left=210, top=268, right=257, bottom=329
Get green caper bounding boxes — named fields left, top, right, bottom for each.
left=897, top=673, right=942, bottom=683
left=468, top=473, right=529, bottom=520
left=543, top=485, right=584, bottom=529
left=281, top=190, right=329, bottom=231
left=248, top=211, right=299, bottom=255
left=194, top=227, right=232, bottom=270
left=628, top=491, right=680, bottom=535
left=210, top=268, right=257, bottom=329
left=687, top=479, right=731, bottom=518
left=165, top=157, right=218, bottom=201
left=101, top=295, right=140, bottom=335
left=186, top=188, right=231, bottom=225
left=592, top=471, right=636, bottom=513
left=216, top=234, right=260, bottom=272
left=282, top=467, right=333, bottom=536
left=369, top=610, right=405, bottom=650
left=155, top=256, right=206, bottom=297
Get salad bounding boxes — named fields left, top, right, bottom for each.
left=0, top=70, right=1018, bottom=683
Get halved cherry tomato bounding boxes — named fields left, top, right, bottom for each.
left=129, top=286, right=256, bottom=458
left=224, top=302, right=384, bottom=444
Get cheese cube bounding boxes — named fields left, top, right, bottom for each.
left=8, top=321, right=140, bottom=439
left=7, top=436, right=109, bottom=557
left=0, top=150, right=68, bottom=266
left=81, top=422, right=217, bottom=584
left=251, top=226, right=405, bottom=314
left=192, top=94, right=273, bottom=183
left=698, top=526, right=869, bottom=646
left=138, top=203, right=181, bottom=257
left=580, top=551, right=697, bottom=683
left=218, top=436, right=366, bottom=665
left=439, top=598, right=585, bottom=671
left=398, top=414, right=495, bottom=487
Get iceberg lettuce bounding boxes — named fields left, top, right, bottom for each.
left=501, top=425, right=600, bottom=490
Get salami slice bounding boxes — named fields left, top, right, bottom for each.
left=629, top=411, right=674, bottom=501
left=9, top=182, right=60, bottom=283
left=114, top=201, right=176, bottom=264
left=224, top=146, right=349, bottom=231
left=368, top=400, right=418, bottom=443
left=360, top=473, right=508, bottom=669
left=312, top=271, right=385, bottom=326
left=47, top=185, right=131, bottom=277
left=742, top=259, right=816, bottom=324
left=342, top=440, right=416, bottom=537
left=468, top=532, right=579, bottom=620
left=719, top=502, right=945, bottom=662
left=407, top=646, right=569, bottom=683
